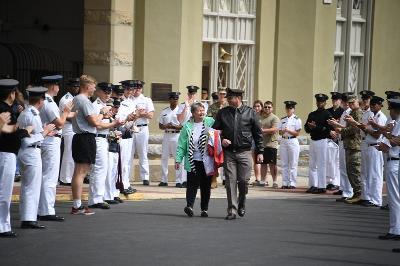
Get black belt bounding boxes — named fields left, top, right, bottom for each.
left=368, top=143, right=378, bottom=147
left=54, top=134, right=62, bottom=138
left=96, top=134, right=108, bottom=138
left=28, top=144, right=41, bottom=149
left=387, top=157, right=400, bottom=161
left=282, top=136, right=296, bottom=139
left=165, top=130, right=180, bottom=134
left=137, top=124, right=148, bottom=127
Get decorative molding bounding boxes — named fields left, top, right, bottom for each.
left=84, top=9, right=133, bottom=26
left=84, top=50, right=133, bottom=66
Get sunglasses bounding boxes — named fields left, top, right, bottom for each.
left=264, top=106, right=272, bottom=109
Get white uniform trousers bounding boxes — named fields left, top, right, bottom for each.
left=360, top=141, right=368, bottom=200
left=59, top=134, right=75, bottom=184
left=308, top=139, right=328, bottom=188
left=363, top=145, right=384, bottom=206
left=338, top=141, right=353, bottom=198
left=131, top=126, right=150, bottom=181
left=38, top=137, right=61, bottom=216
left=120, top=137, right=133, bottom=189
left=161, top=133, right=184, bottom=183
left=386, top=160, right=400, bottom=234
left=18, top=147, right=42, bottom=221
left=104, top=151, right=120, bottom=200
left=88, top=137, right=108, bottom=205
left=279, top=138, right=300, bottom=187
left=326, top=140, right=340, bottom=186
left=0, top=152, right=16, bottom=232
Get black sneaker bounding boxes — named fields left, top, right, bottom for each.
left=83, top=176, right=90, bottom=184
left=184, top=206, right=194, bottom=217
left=200, top=210, right=208, bottom=217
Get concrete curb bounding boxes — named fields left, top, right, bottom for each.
left=11, top=193, right=145, bottom=202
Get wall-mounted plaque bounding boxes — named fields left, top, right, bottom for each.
left=151, top=83, right=172, bottom=101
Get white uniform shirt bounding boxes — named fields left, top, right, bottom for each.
left=364, top=110, right=387, bottom=144
left=361, top=108, right=374, bottom=139
left=278, top=114, right=302, bottom=138
left=17, top=105, right=44, bottom=148
left=92, top=98, right=110, bottom=135
left=131, top=94, right=154, bottom=125
left=201, top=101, right=209, bottom=114
left=382, top=118, right=400, bottom=158
left=40, top=93, right=61, bottom=139
left=59, top=92, right=74, bottom=136
left=116, top=98, right=135, bottom=121
left=159, top=106, right=180, bottom=129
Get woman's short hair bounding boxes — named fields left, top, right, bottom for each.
left=191, top=102, right=205, bottom=114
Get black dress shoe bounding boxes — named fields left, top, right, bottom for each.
left=88, top=203, right=110, bottom=209
left=326, top=184, right=334, bottom=190
left=378, top=233, right=400, bottom=240
left=238, top=208, right=246, bottom=217
left=306, top=186, right=317, bottom=193
left=281, top=186, right=289, bottom=189
left=201, top=210, right=208, bottom=217
left=327, top=185, right=339, bottom=191
left=225, top=214, right=237, bottom=220
left=175, top=183, right=182, bottom=188
left=362, top=201, right=379, bottom=207
left=184, top=206, right=194, bottom=217
left=37, top=215, right=65, bottom=222
left=182, top=182, right=187, bottom=188
left=312, top=188, right=326, bottom=194
left=21, top=221, right=45, bottom=229
left=104, top=200, right=119, bottom=204
left=288, top=186, right=296, bottom=189
left=222, top=180, right=226, bottom=186
left=393, top=248, right=400, bottom=252
left=59, top=181, right=71, bottom=186
left=143, top=180, right=150, bottom=186
left=381, top=204, right=389, bottom=210
left=333, top=190, right=343, bottom=195
left=0, top=231, right=17, bottom=238
left=158, top=182, right=168, bottom=187
left=114, top=197, right=124, bottom=203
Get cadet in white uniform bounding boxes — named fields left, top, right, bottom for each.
left=88, top=82, right=114, bottom=209
left=360, top=96, right=387, bottom=207
left=115, top=82, right=137, bottom=194
left=377, top=98, right=400, bottom=240
left=18, top=86, right=56, bottom=228
left=201, top=88, right=209, bottom=114
left=358, top=90, right=374, bottom=204
left=158, top=92, right=184, bottom=187
left=104, top=97, right=123, bottom=204
left=59, top=78, right=80, bottom=185
left=334, top=92, right=354, bottom=201
left=0, top=79, right=30, bottom=237
left=278, top=101, right=302, bottom=188
left=128, top=80, right=154, bottom=185
left=38, top=75, right=72, bottom=222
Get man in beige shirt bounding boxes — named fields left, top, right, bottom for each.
left=259, top=101, right=280, bottom=188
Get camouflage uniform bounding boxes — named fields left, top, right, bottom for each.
left=207, top=101, right=228, bottom=119
left=340, top=108, right=363, bottom=196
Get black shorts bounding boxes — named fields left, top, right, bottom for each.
left=262, top=147, right=277, bottom=165
left=72, top=133, right=96, bottom=164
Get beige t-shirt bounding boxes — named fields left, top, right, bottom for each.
left=260, top=113, right=280, bottom=149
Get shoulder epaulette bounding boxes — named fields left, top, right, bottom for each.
left=46, top=97, right=53, bottom=103
left=294, top=116, right=299, bottom=119
left=162, top=107, right=169, bottom=110
left=281, top=116, right=287, bottom=120
left=96, top=99, right=101, bottom=104
left=30, top=109, right=38, bottom=116
left=121, top=103, right=129, bottom=107
left=65, top=94, right=70, bottom=99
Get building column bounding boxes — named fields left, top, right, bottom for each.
left=83, top=0, right=134, bottom=83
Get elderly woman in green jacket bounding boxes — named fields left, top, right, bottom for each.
left=175, top=102, right=215, bottom=217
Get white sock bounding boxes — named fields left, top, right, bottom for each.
left=73, top=199, right=82, bottom=209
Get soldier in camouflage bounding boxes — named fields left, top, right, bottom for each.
left=328, top=94, right=363, bottom=203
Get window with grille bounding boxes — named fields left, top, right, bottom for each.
left=202, top=0, right=256, bottom=104
left=333, top=0, right=373, bottom=93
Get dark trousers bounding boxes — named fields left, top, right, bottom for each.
left=186, top=161, right=212, bottom=211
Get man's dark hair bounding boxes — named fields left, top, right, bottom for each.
left=264, top=101, right=273, bottom=107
